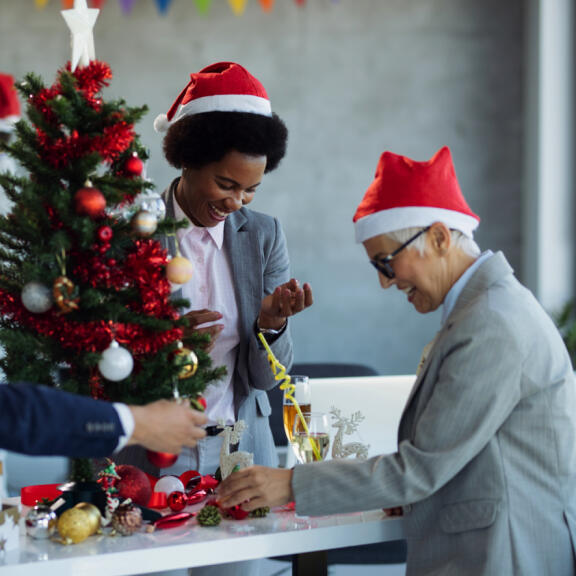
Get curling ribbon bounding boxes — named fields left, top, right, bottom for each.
left=228, top=0, right=247, bottom=15
left=194, top=0, right=211, bottom=15
left=257, top=332, right=321, bottom=460
left=258, top=0, right=274, bottom=11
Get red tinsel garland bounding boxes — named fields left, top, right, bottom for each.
left=0, top=289, right=183, bottom=356
left=31, top=61, right=134, bottom=168
left=36, top=121, right=134, bottom=169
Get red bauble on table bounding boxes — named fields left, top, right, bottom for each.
left=167, top=491, right=187, bottom=512
left=115, top=464, right=152, bottom=506
left=74, top=185, right=106, bottom=218
left=146, top=450, right=179, bottom=468
left=223, top=504, right=250, bottom=521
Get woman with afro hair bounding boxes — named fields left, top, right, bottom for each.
left=119, top=64, right=312, bottom=576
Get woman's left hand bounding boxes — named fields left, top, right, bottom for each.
left=258, top=279, right=313, bottom=330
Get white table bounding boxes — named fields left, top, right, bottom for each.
left=0, top=503, right=405, bottom=576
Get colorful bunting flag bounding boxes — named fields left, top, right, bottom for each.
left=228, top=0, right=247, bottom=16
left=155, top=0, right=172, bottom=14
left=294, top=0, right=306, bottom=5
left=259, top=0, right=274, bottom=12
left=194, top=0, right=211, bottom=15
left=91, top=0, right=106, bottom=7
left=118, top=0, right=137, bottom=15
left=61, top=0, right=74, bottom=8
left=34, top=0, right=50, bottom=8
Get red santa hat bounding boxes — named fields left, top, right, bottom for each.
left=154, top=61, right=272, bottom=133
left=0, top=73, right=21, bottom=133
left=353, top=146, right=480, bottom=243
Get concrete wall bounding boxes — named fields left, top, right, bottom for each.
left=0, top=0, right=524, bottom=374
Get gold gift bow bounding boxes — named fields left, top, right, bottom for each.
left=257, top=332, right=322, bottom=461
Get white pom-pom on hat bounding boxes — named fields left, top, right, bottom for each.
left=153, top=113, right=170, bottom=133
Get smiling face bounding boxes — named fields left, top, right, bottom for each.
left=175, top=150, right=267, bottom=227
left=363, top=225, right=456, bottom=314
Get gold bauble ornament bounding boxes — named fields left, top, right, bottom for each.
left=131, top=210, right=158, bottom=237
left=73, top=502, right=101, bottom=535
left=176, top=346, right=199, bottom=379
left=166, top=256, right=194, bottom=285
left=57, top=507, right=94, bottom=544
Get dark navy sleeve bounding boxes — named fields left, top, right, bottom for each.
left=0, top=382, right=123, bottom=457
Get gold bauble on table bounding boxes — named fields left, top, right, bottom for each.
left=56, top=507, right=94, bottom=544
left=73, top=502, right=102, bottom=535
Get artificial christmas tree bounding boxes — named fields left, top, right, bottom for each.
left=0, top=4, right=224, bottom=481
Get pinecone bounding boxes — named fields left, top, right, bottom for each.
left=249, top=506, right=270, bottom=518
left=197, top=505, right=222, bottom=527
left=111, top=502, right=143, bottom=536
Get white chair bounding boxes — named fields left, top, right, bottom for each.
left=309, top=374, right=416, bottom=459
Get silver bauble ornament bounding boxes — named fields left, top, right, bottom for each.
left=25, top=504, right=57, bottom=539
left=21, top=281, right=53, bottom=313
left=98, top=340, right=134, bottom=381
left=136, top=191, right=166, bottom=221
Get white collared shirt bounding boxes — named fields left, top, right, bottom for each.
left=173, top=198, right=239, bottom=426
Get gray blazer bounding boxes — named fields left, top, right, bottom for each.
left=117, top=180, right=293, bottom=474
left=293, top=252, right=576, bottom=575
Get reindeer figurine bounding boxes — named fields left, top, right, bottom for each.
left=218, top=420, right=254, bottom=479
left=330, top=407, right=370, bottom=460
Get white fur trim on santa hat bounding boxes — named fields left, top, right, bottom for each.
left=354, top=206, right=480, bottom=243
left=154, top=94, right=272, bottom=133
left=0, top=115, right=20, bottom=133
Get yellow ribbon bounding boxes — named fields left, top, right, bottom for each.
left=257, top=332, right=322, bottom=461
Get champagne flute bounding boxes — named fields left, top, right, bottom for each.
left=282, top=375, right=311, bottom=444
left=292, top=412, right=330, bottom=463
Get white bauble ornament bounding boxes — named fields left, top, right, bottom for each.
left=131, top=210, right=158, bottom=237
left=154, top=475, right=185, bottom=495
left=21, top=281, right=53, bottom=313
left=98, top=340, right=134, bottom=381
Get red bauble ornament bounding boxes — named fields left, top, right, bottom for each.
left=125, top=154, right=144, bottom=177
left=74, top=185, right=106, bottom=218
left=115, top=464, right=153, bottom=506
left=146, top=450, right=179, bottom=468
left=167, top=491, right=187, bottom=512
left=223, top=505, right=250, bottom=521
left=97, top=225, right=113, bottom=242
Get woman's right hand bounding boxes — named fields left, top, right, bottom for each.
left=182, top=309, right=224, bottom=352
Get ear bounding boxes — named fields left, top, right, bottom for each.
left=428, top=222, right=451, bottom=255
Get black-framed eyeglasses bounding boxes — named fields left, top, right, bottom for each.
left=370, top=226, right=431, bottom=280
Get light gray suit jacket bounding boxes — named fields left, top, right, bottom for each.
left=117, top=180, right=293, bottom=475
left=293, top=252, right=576, bottom=575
